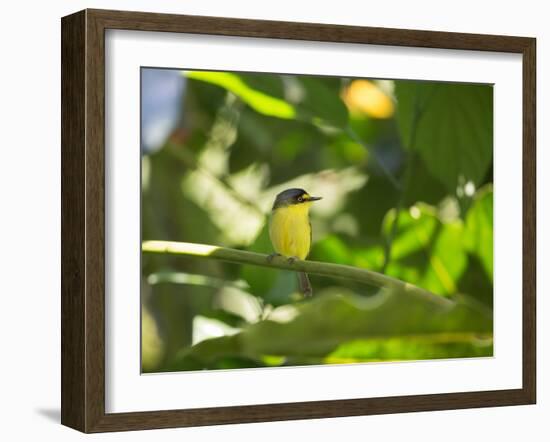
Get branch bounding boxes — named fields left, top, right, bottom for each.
left=142, top=240, right=453, bottom=308
left=381, top=153, right=416, bottom=273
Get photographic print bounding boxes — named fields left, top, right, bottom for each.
left=140, top=68, right=494, bottom=374
left=61, top=10, right=535, bottom=431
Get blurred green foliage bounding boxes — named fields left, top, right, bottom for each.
left=141, top=69, right=493, bottom=372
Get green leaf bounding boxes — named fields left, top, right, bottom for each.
left=141, top=306, right=164, bottom=372
left=311, top=235, right=353, bottom=265
left=402, top=152, right=448, bottom=207
left=383, top=205, right=438, bottom=260
left=275, top=130, right=310, bottom=162
left=326, top=335, right=492, bottom=363
left=383, top=204, right=467, bottom=296
left=395, top=81, right=493, bottom=194
left=297, top=77, right=349, bottom=128
left=345, top=175, right=400, bottom=237
left=229, top=112, right=322, bottom=174
left=185, top=71, right=296, bottom=119
left=422, top=221, right=467, bottom=295
left=239, top=73, right=286, bottom=98
left=463, top=186, right=493, bottom=281
left=166, top=290, right=492, bottom=369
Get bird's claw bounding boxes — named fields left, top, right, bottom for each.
left=267, top=254, right=299, bottom=265
left=267, top=253, right=281, bottom=263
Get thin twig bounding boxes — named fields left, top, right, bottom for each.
left=381, top=90, right=425, bottom=273
left=381, top=153, right=416, bottom=273
left=345, top=127, right=402, bottom=191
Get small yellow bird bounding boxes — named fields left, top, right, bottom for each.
left=268, top=188, right=322, bottom=296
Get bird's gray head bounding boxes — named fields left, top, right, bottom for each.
left=272, top=188, right=322, bottom=210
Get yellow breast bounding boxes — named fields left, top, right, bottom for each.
left=269, top=203, right=312, bottom=260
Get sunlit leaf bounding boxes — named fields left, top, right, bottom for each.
left=192, top=315, right=240, bottom=345
left=464, top=186, right=493, bottom=281
left=383, top=205, right=438, bottom=260
left=422, top=221, right=467, bottom=295
left=185, top=71, right=296, bottom=119
left=214, top=286, right=264, bottom=323
left=326, top=334, right=492, bottom=363
left=167, top=290, right=492, bottom=370
left=382, top=204, right=467, bottom=296
left=183, top=168, right=266, bottom=246
left=182, top=134, right=270, bottom=246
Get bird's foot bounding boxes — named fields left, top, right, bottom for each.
left=267, top=253, right=282, bottom=263
left=287, top=256, right=300, bottom=265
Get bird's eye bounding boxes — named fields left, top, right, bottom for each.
left=297, top=196, right=303, bottom=202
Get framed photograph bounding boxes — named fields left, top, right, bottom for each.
left=61, top=9, right=536, bottom=433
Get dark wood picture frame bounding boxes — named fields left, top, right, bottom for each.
left=61, top=8, right=536, bottom=433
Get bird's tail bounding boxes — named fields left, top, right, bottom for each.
left=297, top=272, right=312, bottom=297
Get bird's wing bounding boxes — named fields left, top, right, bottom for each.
left=308, top=221, right=312, bottom=257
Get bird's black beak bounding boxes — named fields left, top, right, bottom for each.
left=309, top=196, right=322, bottom=201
